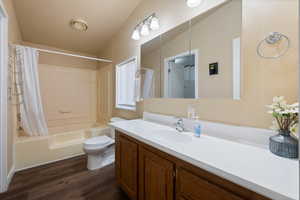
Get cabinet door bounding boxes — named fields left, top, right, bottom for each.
left=176, top=168, right=245, bottom=200
left=115, top=133, right=138, bottom=200
left=139, top=147, right=175, bottom=200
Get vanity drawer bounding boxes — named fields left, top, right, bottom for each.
left=177, top=168, right=244, bottom=200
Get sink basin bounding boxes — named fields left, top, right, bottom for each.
left=151, top=130, right=193, bottom=143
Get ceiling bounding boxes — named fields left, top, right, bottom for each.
left=13, top=0, right=143, bottom=55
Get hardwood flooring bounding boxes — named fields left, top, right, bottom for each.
left=0, top=156, right=130, bottom=200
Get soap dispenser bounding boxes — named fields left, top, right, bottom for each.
left=192, top=116, right=202, bottom=137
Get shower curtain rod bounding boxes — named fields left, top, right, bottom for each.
left=10, top=44, right=112, bottom=63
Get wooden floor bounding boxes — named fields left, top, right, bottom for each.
left=0, top=156, right=129, bottom=200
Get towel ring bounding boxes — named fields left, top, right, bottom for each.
left=257, top=32, right=290, bottom=59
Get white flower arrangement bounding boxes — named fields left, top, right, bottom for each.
left=267, top=96, right=299, bottom=138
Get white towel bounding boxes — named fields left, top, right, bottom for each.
left=142, top=68, right=154, bottom=99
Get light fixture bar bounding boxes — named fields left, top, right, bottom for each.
left=131, top=13, right=160, bottom=40
left=141, top=13, right=156, bottom=24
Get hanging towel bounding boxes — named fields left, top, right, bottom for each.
left=142, top=68, right=154, bottom=99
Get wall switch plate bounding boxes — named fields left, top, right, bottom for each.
left=209, top=62, right=218, bottom=75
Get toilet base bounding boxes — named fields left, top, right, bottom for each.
left=87, top=154, right=115, bottom=170
left=86, top=145, right=115, bottom=170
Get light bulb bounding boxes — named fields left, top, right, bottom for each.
left=131, top=29, right=140, bottom=40
left=141, top=24, right=150, bottom=36
left=150, top=16, right=160, bottom=30
left=186, top=0, right=202, bottom=8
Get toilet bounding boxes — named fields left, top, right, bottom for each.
left=83, top=117, right=126, bottom=170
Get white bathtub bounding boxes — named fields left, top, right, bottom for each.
left=15, top=125, right=111, bottom=171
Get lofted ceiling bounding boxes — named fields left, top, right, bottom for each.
left=13, top=0, right=143, bottom=55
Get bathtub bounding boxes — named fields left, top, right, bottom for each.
left=15, top=125, right=111, bottom=171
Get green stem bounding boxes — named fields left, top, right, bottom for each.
left=275, top=116, right=283, bottom=130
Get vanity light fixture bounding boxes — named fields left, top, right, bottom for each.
left=141, top=23, right=150, bottom=36
left=131, top=13, right=160, bottom=40
left=131, top=29, right=140, bottom=40
left=186, top=0, right=203, bottom=8
left=150, top=16, right=160, bottom=30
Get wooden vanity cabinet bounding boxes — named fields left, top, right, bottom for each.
left=175, top=163, right=270, bottom=200
left=115, top=131, right=271, bottom=200
left=138, top=146, right=174, bottom=200
left=115, top=132, right=138, bottom=200
left=176, top=167, right=244, bottom=200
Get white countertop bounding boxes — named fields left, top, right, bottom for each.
left=110, top=119, right=299, bottom=200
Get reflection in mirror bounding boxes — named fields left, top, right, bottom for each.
left=164, top=52, right=197, bottom=98
left=141, top=0, right=242, bottom=99
left=140, top=35, right=162, bottom=99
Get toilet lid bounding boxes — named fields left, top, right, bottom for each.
left=84, top=136, right=113, bottom=148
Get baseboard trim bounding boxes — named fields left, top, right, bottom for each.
left=16, top=153, right=85, bottom=172
left=7, top=165, right=15, bottom=187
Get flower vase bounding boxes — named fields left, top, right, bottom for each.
left=269, top=130, right=298, bottom=159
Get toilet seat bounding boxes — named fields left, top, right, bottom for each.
left=84, top=136, right=114, bottom=149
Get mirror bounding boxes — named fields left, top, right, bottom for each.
left=140, top=0, right=242, bottom=99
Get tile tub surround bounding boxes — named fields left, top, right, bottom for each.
left=109, top=119, right=299, bottom=200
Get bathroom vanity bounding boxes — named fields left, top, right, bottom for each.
left=111, top=119, right=299, bottom=200
left=116, top=131, right=270, bottom=200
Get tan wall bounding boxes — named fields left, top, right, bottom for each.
left=97, top=63, right=114, bottom=123
left=99, top=0, right=298, bottom=129
left=3, top=0, right=22, bottom=43
left=141, top=0, right=241, bottom=98
left=20, top=42, right=99, bottom=134
left=3, top=0, right=22, bottom=176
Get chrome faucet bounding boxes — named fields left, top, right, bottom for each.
left=175, top=118, right=185, bottom=132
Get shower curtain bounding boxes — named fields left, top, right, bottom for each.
left=15, top=46, right=48, bottom=136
